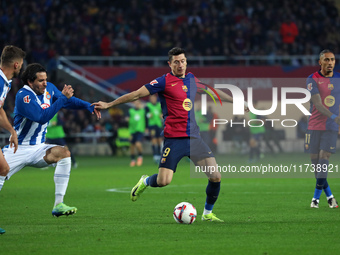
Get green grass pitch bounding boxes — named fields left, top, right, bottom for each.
left=1, top=153, right=340, bottom=255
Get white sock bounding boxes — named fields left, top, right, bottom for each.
left=327, top=195, right=334, bottom=200
left=54, top=157, right=71, bottom=207
left=0, top=176, right=5, bottom=191
left=203, top=209, right=212, bottom=215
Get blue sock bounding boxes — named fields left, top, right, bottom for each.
left=205, top=181, right=221, bottom=210
left=131, top=154, right=135, bottom=160
left=148, top=174, right=159, bottom=187
left=324, top=184, right=332, bottom=197
left=313, top=188, right=323, bottom=200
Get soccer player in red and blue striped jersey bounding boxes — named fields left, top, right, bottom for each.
left=305, top=49, right=340, bottom=209
left=93, top=47, right=246, bottom=222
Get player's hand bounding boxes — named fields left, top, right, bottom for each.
left=93, top=108, right=101, bottom=120
left=9, top=132, right=18, bottom=154
left=335, top=116, right=340, bottom=126
left=62, top=84, right=74, bottom=99
left=91, top=101, right=110, bottom=110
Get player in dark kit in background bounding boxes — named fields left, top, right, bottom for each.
left=93, top=47, right=248, bottom=222
left=305, top=49, right=340, bottom=208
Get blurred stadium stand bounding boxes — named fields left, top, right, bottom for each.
left=1, top=0, right=340, bottom=155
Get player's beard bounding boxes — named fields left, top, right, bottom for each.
left=12, top=68, right=21, bottom=78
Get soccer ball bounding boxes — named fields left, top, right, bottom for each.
left=173, top=202, right=197, bottom=224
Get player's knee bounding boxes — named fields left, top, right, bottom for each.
left=209, top=177, right=221, bottom=182
left=157, top=177, right=171, bottom=187
left=56, top=147, right=71, bottom=160
left=0, top=164, right=9, bottom=177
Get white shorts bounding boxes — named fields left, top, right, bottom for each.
left=2, top=143, right=59, bottom=180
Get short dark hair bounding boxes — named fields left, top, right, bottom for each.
left=319, top=49, right=334, bottom=59
left=168, top=47, right=186, bottom=62
left=0, top=45, right=26, bottom=67
left=21, top=63, right=47, bottom=85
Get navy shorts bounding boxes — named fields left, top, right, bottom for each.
left=304, top=130, right=337, bottom=154
left=130, top=132, right=144, bottom=144
left=159, top=137, right=214, bottom=172
left=45, top=138, right=66, bottom=146
left=251, top=133, right=263, bottom=141
left=148, top=125, right=162, bottom=138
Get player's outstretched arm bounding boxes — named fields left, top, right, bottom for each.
left=92, top=86, right=151, bottom=110
left=0, top=108, right=18, bottom=153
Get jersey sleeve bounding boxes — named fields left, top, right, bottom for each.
left=194, top=76, right=208, bottom=90
left=306, top=75, right=319, bottom=96
left=48, top=82, right=94, bottom=112
left=15, top=90, right=68, bottom=125
left=144, top=75, right=166, bottom=95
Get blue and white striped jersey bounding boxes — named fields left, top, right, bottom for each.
left=14, top=82, right=94, bottom=145
left=0, top=69, right=11, bottom=109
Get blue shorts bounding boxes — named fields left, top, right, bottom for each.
left=159, top=137, right=214, bottom=172
left=130, top=132, right=144, bottom=144
left=45, top=138, right=66, bottom=146
left=304, top=130, right=337, bottom=154
left=148, top=125, right=162, bottom=138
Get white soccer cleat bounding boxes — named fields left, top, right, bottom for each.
left=310, top=199, right=319, bottom=208
left=328, top=197, right=339, bottom=208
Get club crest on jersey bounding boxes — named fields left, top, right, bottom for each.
left=182, top=98, right=192, bottom=111
left=23, top=95, right=30, bottom=103
left=328, top=84, right=334, bottom=90
left=46, top=91, right=51, bottom=99
left=150, top=79, right=158, bottom=86
left=324, top=95, right=335, bottom=107
left=41, top=103, right=50, bottom=109
left=307, top=83, right=312, bottom=91
left=182, top=85, right=188, bottom=92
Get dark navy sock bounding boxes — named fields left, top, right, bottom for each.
left=205, top=180, right=221, bottom=210
left=152, top=145, right=157, bottom=156
left=314, top=178, right=325, bottom=199
left=157, top=145, right=161, bottom=156
left=131, top=154, right=135, bottom=160
left=148, top=174, right=159, bottom=187
left=249, top=148, right=255, bottom=159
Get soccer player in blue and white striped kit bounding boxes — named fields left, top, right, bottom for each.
left=0, top=45, right=26, bottom=235
left=0, top=63, right=101, bottom=217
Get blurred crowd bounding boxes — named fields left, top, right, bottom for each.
left=0, top=0, right=339, bottom=67
left=0, top=0, right=336, bottom=149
